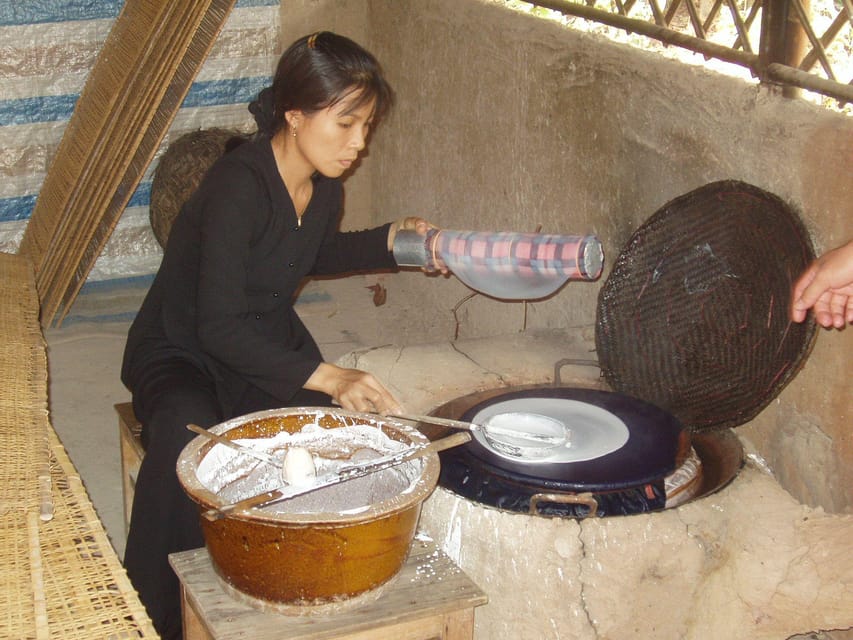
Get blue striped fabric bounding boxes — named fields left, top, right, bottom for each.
left=0, top=0, right=275, bottom=27
left=0, top=77, right=271, bottom=128
left=0, top=195, right=38, bottom=223
left=0, top=0, right=280, bottom=278
left=0, top=1, right=124, bottom=27
left=0, top=95, right=80, bottom=127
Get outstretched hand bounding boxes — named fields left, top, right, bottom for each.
left=791, top=239, right=853, bottom=329
left=305, top=362, right=402, bottom=415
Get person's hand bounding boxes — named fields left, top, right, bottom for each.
left=387, top=216, right=447, bottom=274
left=791, top=239, right=853, bottom=329
left=305, top=362, right=402, bottom=414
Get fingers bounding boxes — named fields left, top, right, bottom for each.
left=790, top=266, right=818, bottom=322
left=810, top=292, right=836, bottom=328
left=818, top=291, right=853, bottom=329
left=388, top=216, right=441, bottom=253
left=399, top=216, right=438, bottom=234
left=421, top=249, right=448, bottom=275
left=337, top=377, right=398, bottom=413
left=797, top=272, right=832, bottom=315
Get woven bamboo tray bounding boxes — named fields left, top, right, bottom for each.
left=0, top=253, right=156, bottom=638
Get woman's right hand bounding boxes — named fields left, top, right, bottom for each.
left=305, top=362, right=402, bottom=414
left=388, top=216, right=448, bottom=274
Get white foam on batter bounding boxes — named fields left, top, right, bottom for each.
left=195, top=422, right=425, bottom=515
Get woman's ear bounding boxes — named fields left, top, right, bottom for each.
left=284, top=109, right=303, bottom=133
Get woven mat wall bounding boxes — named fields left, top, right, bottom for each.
left=18, top=0, right=237, bottom=328
left=0, top=253, right=156, bottom=638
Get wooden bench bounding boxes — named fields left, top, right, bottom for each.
left=115, top=401, right=144, bottom=534
left=169, top=540, right=488, bottom=640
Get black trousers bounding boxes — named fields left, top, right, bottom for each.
left=123, top=358, right=332, bottom=640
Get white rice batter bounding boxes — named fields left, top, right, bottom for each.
left=196, top=422, right=424, bottom=515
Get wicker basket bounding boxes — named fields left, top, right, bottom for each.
left=150, top=128, right=245, bottom=247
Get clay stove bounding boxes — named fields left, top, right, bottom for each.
left=337, top=333, right=853, bottom=640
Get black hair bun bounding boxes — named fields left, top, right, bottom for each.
left=248, top=87, right=276, bottom=135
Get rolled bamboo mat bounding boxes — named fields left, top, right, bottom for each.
left=0, top=253, right=156, bottom=638
left=19, top=0, right=237, bottom=328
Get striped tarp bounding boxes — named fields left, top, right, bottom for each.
left=0, top=0, right=280, bottom=280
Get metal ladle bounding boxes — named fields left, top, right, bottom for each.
left=187, top=423, right=282, bottom=468
left=388, top=412, right=570, bottom=459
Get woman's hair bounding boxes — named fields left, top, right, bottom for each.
left=250, top=31, right=394, bottom=136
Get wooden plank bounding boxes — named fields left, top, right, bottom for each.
left=116, top=402, right=144, bottom=535
left=170, top=540, right=487, bottom=640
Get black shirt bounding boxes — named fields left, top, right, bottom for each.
left=122, top=135, right=396, bottom=411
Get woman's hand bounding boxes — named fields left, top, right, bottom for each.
left=791, top=239, right=853, bottom=329
left=305, top=362, right=402, bottom=414
left=387, top=216, right=448, bottom=274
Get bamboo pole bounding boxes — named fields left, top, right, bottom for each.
left=766, top=62, right=853, bottom=102
left=532, top=0, right=853, bottom=104
left=534, top=0, right=761, bottom=68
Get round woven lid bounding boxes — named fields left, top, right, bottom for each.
left=595, top=180, right=817, bottom=432
left=150, top=128, right=244, bottom=247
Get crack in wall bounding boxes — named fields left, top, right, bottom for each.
left=449, top=341, right=511, bottom=386
left=345, top=343, right=398, bottom=370
left=576, top=521, right=600, bottom=638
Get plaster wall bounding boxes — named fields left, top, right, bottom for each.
left=282, top=0, right=852, bottom=512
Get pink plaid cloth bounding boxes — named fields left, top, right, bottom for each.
left=427, top=230, right=603, bottom=299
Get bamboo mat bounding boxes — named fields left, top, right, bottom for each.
left=0, top=253, right=156, bottom=639
left=19, top=0, right=237, bottom=328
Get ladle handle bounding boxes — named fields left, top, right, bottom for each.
left=186, top=423, right=282, bottom=468
left=388, top=413, right=480, bottom=432
left=202, top=431, right=471, bottom=522
left=390, top=412, right=566, bottom=445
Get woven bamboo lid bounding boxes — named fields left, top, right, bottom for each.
left=595, top=180, right=817, bottom=432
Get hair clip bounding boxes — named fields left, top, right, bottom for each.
left=307, top=32, right=319, bottom=50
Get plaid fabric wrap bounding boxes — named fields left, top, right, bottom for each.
left=430, top=230, right=601, bottom=281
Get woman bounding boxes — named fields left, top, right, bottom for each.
left=121, top=31, right=436, bottom=638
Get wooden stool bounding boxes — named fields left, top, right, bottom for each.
left=169, top=539, right=488, bottom=640
left=115, top=402, right=144, bottom=534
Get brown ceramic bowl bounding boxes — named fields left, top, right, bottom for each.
left=176, top=407, right=439, bottom=610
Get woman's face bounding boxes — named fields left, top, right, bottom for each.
left=289, top=92, right=375, bottom=178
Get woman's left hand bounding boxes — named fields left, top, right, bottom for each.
left=305, top=363, right=402, bottom=415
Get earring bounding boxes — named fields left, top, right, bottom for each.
left=291, top=127, right=297, bottom=138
